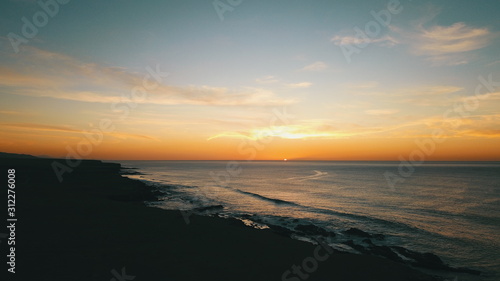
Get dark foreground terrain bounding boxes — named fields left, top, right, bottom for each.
left=0, top=155, right=443, bottom=281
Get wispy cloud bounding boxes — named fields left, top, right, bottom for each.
left=365, top=109, right=399, bottom=116
left=0, top=122, right=159, bottom=141
left=330, top=8, right=495, bottom=66
left=343, top=81, right=380, bottom=90
left=207, top=124, right=346, bottom=141
left=344, top=83, right=464, bottom=104
left=408, top=86, right=463, bottom=96
left=331, top=34, right=399, bottom=47
left=207, top=119, right=428, bottom=141
left=286, top=82, right=312, bottom=89
left=5, top=85, right=297, bottom=107
left=0, top=45, right=295, bottom=107
left=0, top=110, right=32, bottom=116
left=474, top=91, right=500, bottom=100
left=422, top=114, right=500, bottom=138
left=394, top=86, right=464, bottom=106
left=255, top=75, right=279, bottom=84
left=205, top=96, right=500, bottom=141
left=152, top=86, right=297, bottom=106
left=393, top=17, right=494, bottom=65
left=300, top=61, right=328, bottom=71
left=1, top=123, right=80, bottom=133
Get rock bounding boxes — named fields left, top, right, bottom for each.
left=343, top=228, right=384, bottom=240
left=362, top=238, right=373, bottom=245
left=295, top=224, right=336, bottom=237
left=369, top=245, right=404, bottom=263
left=392, top=246, right=448, bottom=270
left=342, top=240, right=370, bottom=254
left=343, top=228, right=372, bottom=238
left=268, top=225, right=294, bottom=238
left=418, top=253, right=446, bottom=269
left=193, top=205, right=224, bottom=212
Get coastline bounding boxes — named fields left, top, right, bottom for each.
left=1, top=156, right=444, bottom=280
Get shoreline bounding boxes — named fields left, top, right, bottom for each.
left=1, top=156, right=453, bottom=280
left=122, top=161, right=484, bottom=280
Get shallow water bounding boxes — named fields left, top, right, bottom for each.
left=119, top=160, right=500, bottom=280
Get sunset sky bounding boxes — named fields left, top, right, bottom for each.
left=1, top=0, right=499, bottom=160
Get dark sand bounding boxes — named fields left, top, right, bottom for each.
left=0, top=156, right=442, bottom=281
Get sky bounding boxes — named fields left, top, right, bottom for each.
left=0, top=0, right=499, bottom=160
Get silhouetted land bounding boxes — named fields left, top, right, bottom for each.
left=0, top=154, right=444, bottom=280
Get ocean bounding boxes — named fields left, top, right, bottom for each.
left=118, top=160, right=500, bottom=280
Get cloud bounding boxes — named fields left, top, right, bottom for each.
left=286, top=82, right=312, bottom=89
left=344, top=84, right=464, bottom=105
left=343, top=81, right=379, bottom=89
left=0, top=45, right=147, bottom=89
left=0, top=66, right=63, bottom=88
left=393, top=20, right=494, bottom=65
left=392, top=85, right=463, bottom=97
left=255, top=75, right=279, bottom=84
left=416, top=23, right=490, bottom=52
left=301, top=61, right=328, bottom=71
left=330, top=8, right=495, bottom=66
left=474, top=91, right=500, bottom=100
left=0, top=123, right=159, bottom=141
left=0, top=45, right=295, bottom=107
left=153, top=86, right=297, bottom=106
left=393, top=86, right=464, bottom=106
left=423, top=113, right=500, bottom=138
left=207, top=118, right=423, bottom=141
left=462, top=129, right=500, bottom=138
left=207, top=124, right=345, bottom=141
left=1, top=123, right=80, bottom=133
left=412, top=86, right=463, bottom=96
left=205, top=110, right=500, bottom=141
left=331, top=34, right=399, bottom=47
left=365, top=109, right=399, bottom=116
left=5, top=84, right=298, bottom=107
left=0, top=110, right=32, bottom=116
left=206, top=91, right=500, bottom=141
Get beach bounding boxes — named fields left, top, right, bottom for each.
left=0, top=155, right=444, bottom=281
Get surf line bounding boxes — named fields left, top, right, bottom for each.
left=287, top=170, right=328, bottom=181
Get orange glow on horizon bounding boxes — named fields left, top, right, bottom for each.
left=2, top=131, right=500, bottom=161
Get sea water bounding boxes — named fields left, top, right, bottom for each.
left=118, top=160, right=500, bottom=280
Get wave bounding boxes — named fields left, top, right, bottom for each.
left=224, top=186, right=451, bottom=241
left=229, top=188, right=300, bottom=206
left=286, top=170, right=329, bottom=181
left=131, top=172, right=461, bottom=247
left=123, top=174, right=199, bottom=190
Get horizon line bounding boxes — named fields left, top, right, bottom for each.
left=2, top=152, right=500, bottom=162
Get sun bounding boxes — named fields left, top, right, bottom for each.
left=284, top=158, right=287, bottom=162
